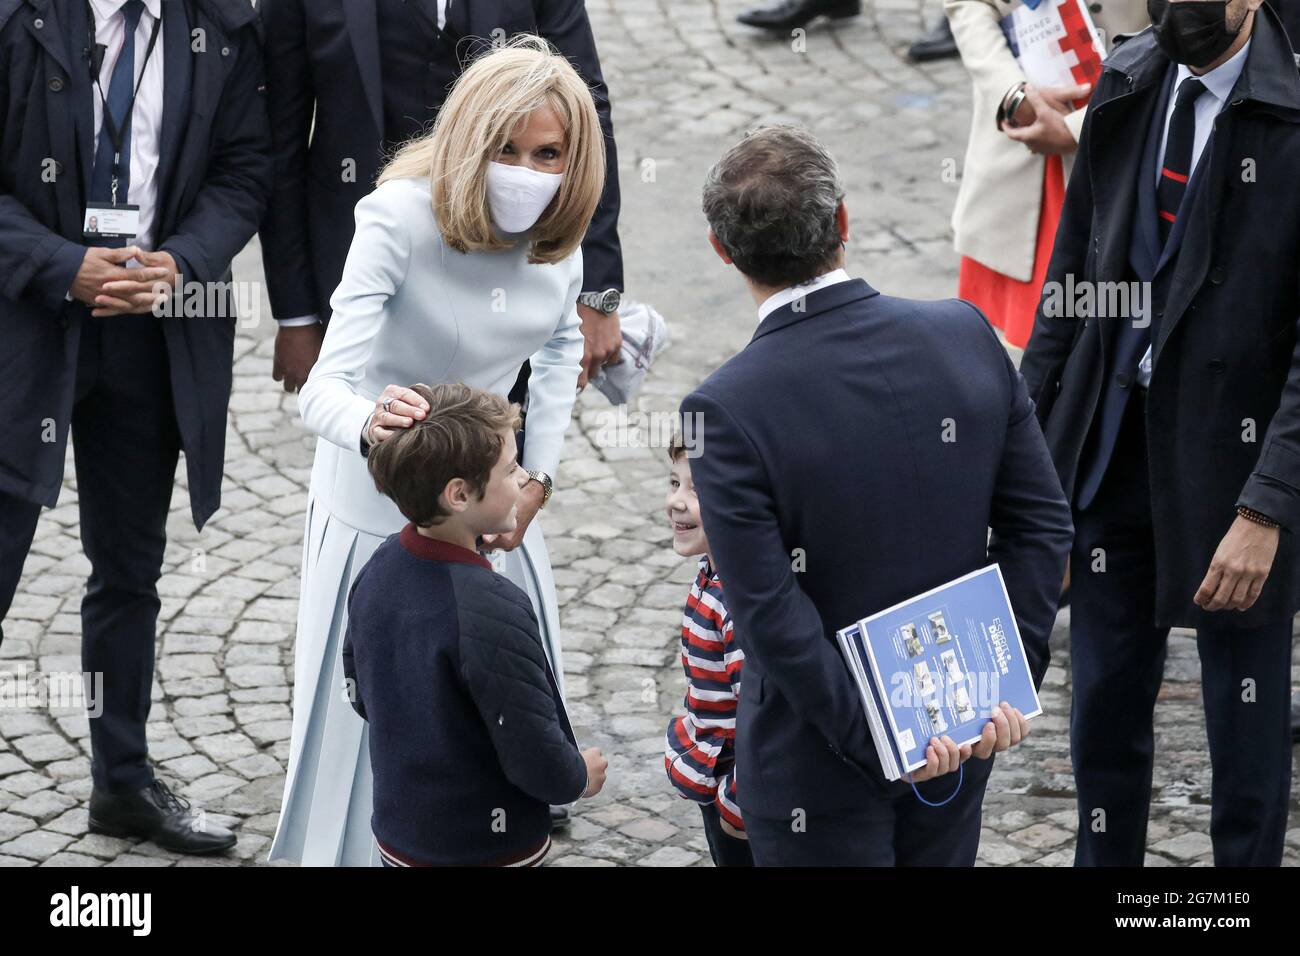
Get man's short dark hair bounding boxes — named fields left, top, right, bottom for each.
left=702, top=124, right=845, bottom=288
left=366, top=383, right=522, bottom=527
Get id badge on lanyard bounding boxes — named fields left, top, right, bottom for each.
left=82, top=1, right=160, bottom=240
left=84, top=201, right=140, bottom=239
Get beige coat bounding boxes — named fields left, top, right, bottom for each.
left=946, top=0, right=1150, bottom=280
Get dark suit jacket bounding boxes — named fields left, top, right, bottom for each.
left=1019, top=7, right=1300, bottom=628
left=680, top=280, right=1073, bottom=819
left=257, top=0, right=622, bottom=322
left=0, top=0, right=272, bottom=528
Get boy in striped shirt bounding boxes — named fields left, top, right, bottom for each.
left=663, top=440, right=753, bottom=867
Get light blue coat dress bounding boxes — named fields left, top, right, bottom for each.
left=268, top=176, right=583, bottom=865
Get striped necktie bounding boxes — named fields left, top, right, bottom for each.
left=1156, top=77, right=1207, bottom=247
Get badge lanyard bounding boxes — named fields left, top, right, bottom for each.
left=85, top=0, right=162, bottom=207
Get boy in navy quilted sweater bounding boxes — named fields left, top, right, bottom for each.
left=342, top=383, right=607, bottom=866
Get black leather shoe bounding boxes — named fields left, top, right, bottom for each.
left=88, top=779, right=237, bottom=855
left=1291, top=692, right=1300, bottom=743
left=907, top=18, right=959, bottom=62
left=736, top=0, right=861, bottom=31
left=549, top=804, right=571, bottom=831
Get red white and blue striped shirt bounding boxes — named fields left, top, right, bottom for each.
left=664, top=556, right=744, bottom=831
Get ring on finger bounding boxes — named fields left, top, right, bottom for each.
left=381, top=398, right=393, bottom=414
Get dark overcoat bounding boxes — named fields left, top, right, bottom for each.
left=1021, top=7, right=1300, bottom=628
left=0, top=0, right=272, bottom=528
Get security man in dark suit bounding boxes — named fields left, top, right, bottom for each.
left=1020, top=0, right=1300, bottom=866
left=0, top=0, right=272, bottom=853
left=258, top=0, right=625, bottom=394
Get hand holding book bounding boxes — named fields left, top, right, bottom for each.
left=1003, top=83, right=1090, bottom=155
left=835, top=566, right=1044, bottom=783
left=968, top=702, right=1030, bottom=760
left=907, top=735, right=968, bottom=784
left=907, top=702, right=1030, bottom=781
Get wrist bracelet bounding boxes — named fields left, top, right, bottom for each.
left=1237, top=505, right=1280, bottom=529
left=997, top=81, right=1028, bottom=131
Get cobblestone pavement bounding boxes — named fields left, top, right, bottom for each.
left=1, top=0, right=1297, bottom=868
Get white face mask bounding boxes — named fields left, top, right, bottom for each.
left=484, top=160, right=563, bottom=233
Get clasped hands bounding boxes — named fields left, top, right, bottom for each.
left=70, top=245, right=180, bottom=317
left=1001, top=82, right=1090, bottom=156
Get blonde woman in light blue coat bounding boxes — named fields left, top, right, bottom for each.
left=269, top=35, right=605, bottom=866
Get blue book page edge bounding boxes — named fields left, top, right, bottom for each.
left=837, top=625, right=903, bottom=780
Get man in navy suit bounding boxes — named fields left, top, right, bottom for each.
left=681, top=126, right=1073, bottom=866
left=0, top=0, right=271, bottom=853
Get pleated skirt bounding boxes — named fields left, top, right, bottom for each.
left=267, top=494, right=566, bottom=866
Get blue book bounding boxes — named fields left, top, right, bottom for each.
left=835, top=564, right=1043, bottom=781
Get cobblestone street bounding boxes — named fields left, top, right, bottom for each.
left=1, top=0, right=1297, bottom=867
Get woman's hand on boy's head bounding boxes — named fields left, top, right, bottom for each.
left=367, top=384, right=431, bottom=444
left=480, top=479, right=545, bottom=552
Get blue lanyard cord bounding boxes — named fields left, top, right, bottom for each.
left=907, top=762, right=963, bottom=807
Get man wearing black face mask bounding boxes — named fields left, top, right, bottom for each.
left=1020, top=0, right=1300, bottom=866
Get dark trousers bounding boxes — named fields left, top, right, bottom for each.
left=698, top=803, right=754, bottom=867
left=742, top=752, right=994, bottom=866
left=1070, top=389, right=1294, bottom=866
left=0, top=314, right=180, bottom=793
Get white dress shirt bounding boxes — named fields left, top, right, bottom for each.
left=757, top=267, right=852, bottom=321
left=90, top=0, right=165, bottom=251
left=1138, top=40, right=1250, bottom=386
left=279, top=0, right=451, bottom=328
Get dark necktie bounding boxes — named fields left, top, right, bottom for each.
left=1156, top=77, right=1207, bottom=247
left=90, top=0, right=146, bottom=205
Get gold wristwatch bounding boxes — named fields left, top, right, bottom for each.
left=527, top=470, right=554, bottom=508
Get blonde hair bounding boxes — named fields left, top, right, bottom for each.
left=378, top=34, right=605, bottom=265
